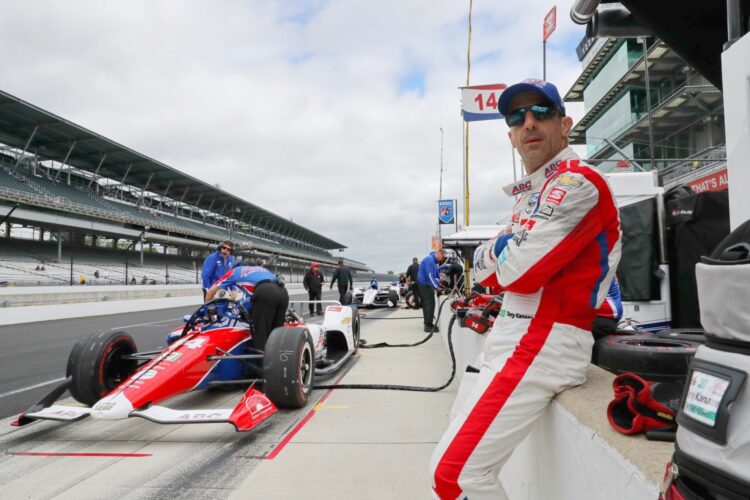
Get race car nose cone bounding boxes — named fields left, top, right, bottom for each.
left=91, top=393, right=134, bottom=420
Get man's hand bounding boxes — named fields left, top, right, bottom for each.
left=496, top=226, right=512, bottom=238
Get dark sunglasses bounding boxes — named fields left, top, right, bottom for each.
left=505, top=104, right=558, bottom=127
left=220, top=246, right=233, bottom=251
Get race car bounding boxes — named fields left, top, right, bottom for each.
left=352, top=282, right=400, bottom=308
left=11, top=299, right=360, bottom=432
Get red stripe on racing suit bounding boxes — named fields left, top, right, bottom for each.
left=432, top=149, right=621, bottom=499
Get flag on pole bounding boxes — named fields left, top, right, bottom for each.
left=543, top=6, right=557, bottom=41
left=460, top=84, right=507, bottom=122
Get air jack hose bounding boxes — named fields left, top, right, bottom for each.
left=312, top=300, right=458, bottom=392
left=359, top=297, right=450, bottom=348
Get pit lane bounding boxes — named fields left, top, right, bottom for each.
left=0, top=290, right=366, bottom=498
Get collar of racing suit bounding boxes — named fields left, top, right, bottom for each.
left=502, top=147, right=580, bottom=197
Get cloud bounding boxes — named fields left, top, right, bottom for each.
left=0, top=0, right=588, bottom=272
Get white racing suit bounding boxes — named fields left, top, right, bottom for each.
left=431, top=147, right=621, bottom=499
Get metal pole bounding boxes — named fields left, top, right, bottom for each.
left=641, top=37, right=656, bottom=171
left=511, top=148, right=518, bottom=182
left=463, top=0, right=473, bottom=294
left=438, top=127, right=445, bottom=238
left=125, top=255, right=129, bottom=285
left=725, top=0, right=743, bottom=49
left=57, top=232, right=62, bottom=262
left=70, top=257, right=74, bottom=286
left=543, top=40, right=547, bottom=80
left=0, top=203, right=19, bottom=227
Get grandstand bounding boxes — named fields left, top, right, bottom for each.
left=0, top=90, right=373, bottom=287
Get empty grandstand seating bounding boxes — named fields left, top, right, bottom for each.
left=0, top=239, right=199, bottom=287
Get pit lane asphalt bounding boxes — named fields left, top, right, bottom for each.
left=0, top=289, right=340, bottom=420
left=0, top=290, right=372, bottom=500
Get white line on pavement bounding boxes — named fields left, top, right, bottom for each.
left=0, top=377, right=66, bottom=399
left=110, top=318, right=181, bottom=330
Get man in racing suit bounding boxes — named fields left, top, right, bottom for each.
left=430, top=79, right=621, bottom=499
left=205, top=263, right=289, bottom=352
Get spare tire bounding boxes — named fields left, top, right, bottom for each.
left=594, top=334, right=700, bottom=382
left=263, top=327, right=314, bottom=408
left=342, top=290, right=353, bottom=305
left=655, top=328, right=706, bottom=344
left=67, top=331, right=138, bottom=406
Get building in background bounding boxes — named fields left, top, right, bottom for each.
left=565, top=36, right=727, bottom=193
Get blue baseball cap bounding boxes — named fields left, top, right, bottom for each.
left=498, top=79, right=566, bottom=117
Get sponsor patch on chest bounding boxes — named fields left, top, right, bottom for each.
left=545, top=188, right=567, bottom=205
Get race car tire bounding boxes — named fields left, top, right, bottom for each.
left=387, top=289, right=399, bottom=307
left=655, top=328, right=706, bottom=344
left=594, top=334, right=700, bottom=382
left=352, top=309, right=361, bottom=354
left=263, top=327, right=315, bottom=408
left=68, top=331, right=138, bottom=407
left=342, top=290, right=353, bottom=305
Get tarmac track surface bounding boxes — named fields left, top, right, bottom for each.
left=0, top=290, right=364, bottom=499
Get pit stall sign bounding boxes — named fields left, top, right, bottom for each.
left=461, top=84, right=507, bottom=122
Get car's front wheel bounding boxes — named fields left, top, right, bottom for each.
left=67, top=331, right=138, bottom=407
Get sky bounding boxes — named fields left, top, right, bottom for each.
left=1, top=0, right=590, bottom=273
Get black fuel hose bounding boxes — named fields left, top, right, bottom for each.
left=312, top=301, right=458, bottom=392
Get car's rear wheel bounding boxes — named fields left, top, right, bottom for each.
left=263, top=327, right=314, bottom=408
left=67, top=331, right=138, bottom=407
left=387, top=289, right=399, bottom=307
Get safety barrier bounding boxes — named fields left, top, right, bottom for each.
left=438, top=297, right=672, bottom=498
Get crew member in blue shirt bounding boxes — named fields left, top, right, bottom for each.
left=201, top=240, right=235, bottom=299
left=205, top=263, right=289, bottom=351
left=418, top=248, right=445, bottom=332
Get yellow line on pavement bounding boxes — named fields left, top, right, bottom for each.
left=313, top=403, right=349, bottom=410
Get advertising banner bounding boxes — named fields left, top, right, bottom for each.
left=460, top=84, right=507, bottom=122
left=438, top=199, right=455, bottom=224
left=688, top=168, right=729, bottom=193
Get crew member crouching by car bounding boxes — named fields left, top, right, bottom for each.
left=205, top=262, right=289, bottom=351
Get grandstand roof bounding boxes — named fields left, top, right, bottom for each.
left=0, top=89, right=345, bottom=250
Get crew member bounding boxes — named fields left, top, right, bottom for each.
left=440, top=256, right=464, bottom=292
left=303, top=261, right=325, bottom=316
left=201, top=240, right=234, bottom=299
left=431, top=79, right=621, bottom=499
left=330, top=259, right=353, bottom=304
left=205, top=263, right=289, bottom=351
left=406, top=257, right=421, bottom=309
left=418, top=248, right=445, bottom=333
